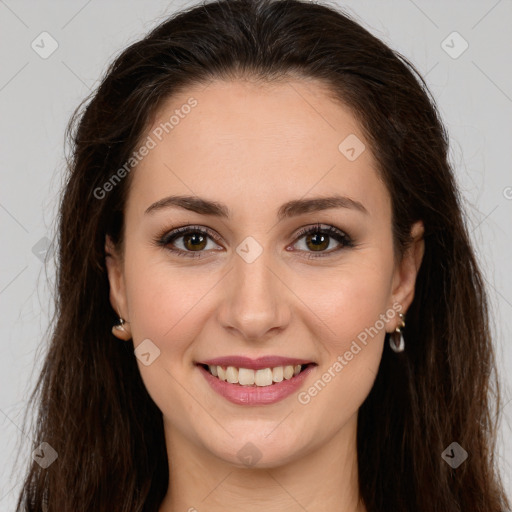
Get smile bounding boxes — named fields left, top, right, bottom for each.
left=200, top=363, right=313, bottom=387
left=196, top=356, right=317, bottom=406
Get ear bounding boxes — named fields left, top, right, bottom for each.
left=105, top=234, right=129, bottom=324
left=388, top=220, right=425, bottom=328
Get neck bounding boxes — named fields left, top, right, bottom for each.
left=158, top=413, right=366, bottom=512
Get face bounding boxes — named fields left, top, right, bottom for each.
left=106, top=78, right=424, bottom=468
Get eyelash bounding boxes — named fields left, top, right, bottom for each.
left=154, top=223, right=354, bottom=260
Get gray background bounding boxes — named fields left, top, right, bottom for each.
left=1, top=0, right=511, bottom=508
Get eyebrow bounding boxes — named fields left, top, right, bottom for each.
left=144, top=194, right=368, bottom=220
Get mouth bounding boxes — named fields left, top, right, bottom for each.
left=197, top=362, right=315, bottom=387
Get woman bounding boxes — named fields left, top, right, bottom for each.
left=15, top=0, right=510, bottom=510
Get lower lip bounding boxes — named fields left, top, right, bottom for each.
left=197, top=364, right=316, bottom=406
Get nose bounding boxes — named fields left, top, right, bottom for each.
left=217, top=247, right=291, bottom=342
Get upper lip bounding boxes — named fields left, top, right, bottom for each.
left=197, top=356, right=315, bottom=371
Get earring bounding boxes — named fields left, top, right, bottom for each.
left=112, top=317, right=131, bottom=340
left=389, top=313, right=405, bottom=353
left=113, top=317, right=126, bottom=331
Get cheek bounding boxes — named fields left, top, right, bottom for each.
left=121, top=255, right=217, bottom=423
left=301, top=260, right=393, bottom=352
left=124, top=256, right=213, bottom=350
left=292, top=258, right=392, bottom=416
left=293, top=307, right=387, bottom=439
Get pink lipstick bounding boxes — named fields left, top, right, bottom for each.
left=196, top=355, right=316, bottom=406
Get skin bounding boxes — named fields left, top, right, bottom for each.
left=105, top=78, right=424, bottom=512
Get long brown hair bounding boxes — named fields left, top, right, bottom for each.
left=15, top=0, right=510, bottom=510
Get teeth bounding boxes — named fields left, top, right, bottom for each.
left=206, top=364, right=307, bottom=387
left=225, top=366, right=238, bottom=383
left=272, top=366, right=283, bottom=382
left=255, top=368, right=273, bottom=386
left=238, top=368, right=255, bottom=386
left=283, top=365, right=294, bottom=380
left=217, top=366, right=227, bottom=381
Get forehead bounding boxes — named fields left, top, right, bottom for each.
left=128, top=78, right=390, bottom=220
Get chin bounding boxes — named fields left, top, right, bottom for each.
left=203, top=429, right=311, bottom=469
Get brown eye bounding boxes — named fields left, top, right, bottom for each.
left=291, top=224, right=354, bottom=258
left=304, top=232, right=330, bottom=252
left=157, top=226, right=222, bottom=258
left=181, top=232, right=208, bottom=251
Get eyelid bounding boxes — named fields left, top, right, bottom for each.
left=292, top=223, right=347, bottom=240
left=155, top=222, right=354, bottom=258
left=289, top=223, right=353, bottom=257
left=158, top=224, right=222, bottom=245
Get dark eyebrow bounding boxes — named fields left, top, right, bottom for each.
left=144, top=194, right=368, bottom=219
left=277, top=194, right=368, bottom=218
